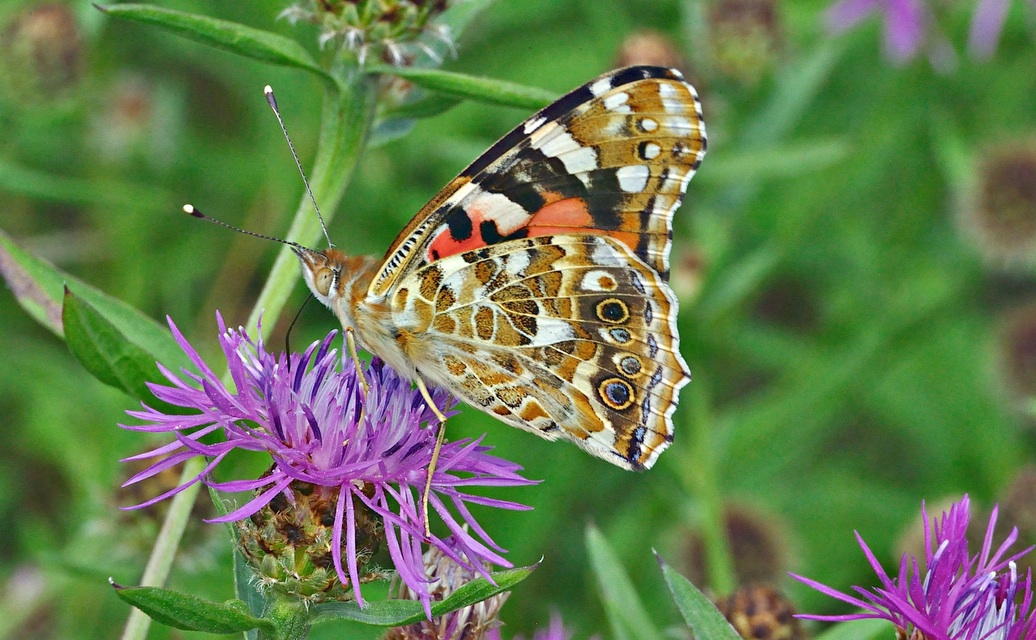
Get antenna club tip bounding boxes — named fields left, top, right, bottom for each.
left=183, top=204, right=202, bottom=217
left=264, top=85, right=273, bottom=95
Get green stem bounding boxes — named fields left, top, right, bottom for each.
left=682, top=380, right=736, bottom=595
left=120, top=71, right=378, bottom=640
left=119, top=457, right=207, bottom=640
left=264, top=596, right=311, bottom=640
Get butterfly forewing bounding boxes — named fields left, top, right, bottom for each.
left=369, top=66, right=706, bottom=298
left=305, top=66, right=706, bottom=471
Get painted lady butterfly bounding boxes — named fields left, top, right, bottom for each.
left=295, top=66, right=706, bottom=471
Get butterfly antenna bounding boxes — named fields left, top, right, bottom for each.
left=284, top=293, right=313, bottom=366
left=264, top=85, right=334, bottom=249
left=182, top=204, right=308, bottom=252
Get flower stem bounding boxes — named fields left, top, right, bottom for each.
left=683, top=380, right=736, bottom=595
left=120, top=70, right=378, bottom=640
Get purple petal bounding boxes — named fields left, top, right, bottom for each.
left=968, top=0, right=1011, bottom=59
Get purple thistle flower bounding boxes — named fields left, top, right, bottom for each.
left=824, top=0, right=958, bottom=69
left=485, top=612, right=577, bottom=640
left=792, top=495, right=1036, bottom=640
left=120, top=314, right=535, bottom=612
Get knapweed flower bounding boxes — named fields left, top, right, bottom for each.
left=387, top=542, right=510, bottom=640
left=121, top=314, right=534, bottom=611
left=969, top=0, right=1036, bottom=59
left=279, top=0, right=455, bottom=66
left=792, top=495, right=1036, bottom=639
left=824, top=0, right=956, bottom=70
left=485, top=612, right=576, bottom=640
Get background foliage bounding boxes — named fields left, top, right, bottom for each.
left=1, top=0, right=1035, bottom=638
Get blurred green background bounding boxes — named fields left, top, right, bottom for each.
left=2, top=0, right=1036, bottom=637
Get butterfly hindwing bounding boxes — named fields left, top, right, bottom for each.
left=369, top=65, right=707, bottom=298
left=389, top=234, right=690, bottom=470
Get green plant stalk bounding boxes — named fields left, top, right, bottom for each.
left=265, top=596, right=311, bottom=640
left=120, top=457, right=208, bottom=640
left=121, top=71, right=378, bottom=640
left=683, top=381, right=735, bottom=595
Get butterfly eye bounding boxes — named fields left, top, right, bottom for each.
left=313, top=267, right=335, bottom=296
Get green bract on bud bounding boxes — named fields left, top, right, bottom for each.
left=280, top=0, right=455, bottom=66
left=708, top=0, right=782, bottom=86
left=713, top=583, right=808, bottom=640
left=0, top=3, right=83, bottom=103
left=386, top=545, right=509, bottom=639
left=237, top=478, right=385, bottom=603
left=959, top=143, right=1036, bottom=268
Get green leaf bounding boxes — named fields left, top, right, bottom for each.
left=368, top=66, right=557, bottom=111
left=0, top=156, right=169, bottom=209
left=111, top=580, right=275, bottom=634
left=698, top=138, right=850, bottom=185
left=813, top=618, right=890, bottom=640
left=585, top=525, right=662, bottom=640
left=0, top=231, right=188, bottom=374
left=95, top=3, right=339, bottom=90
left=655, top=553, right=741, bottom=640
left=311, top=564, right=536, bottom=626
left=62, top=288, right=164, bottom=403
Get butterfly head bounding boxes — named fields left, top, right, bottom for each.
left=294, top=247, right=379, bottom=329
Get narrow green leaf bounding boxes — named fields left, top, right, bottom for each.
left=111, top=580, right=275, bottom=634
left=698, top=138, right=850, bottom=185
left=814, top=618, right=890, bottom=640
left=95, top=3, right=338, bottom=90
left=655, top=553, right=741, bottom=640
left=63, top=288, right=162, bottom=402
left=311, top=564, right=536, bottom=626
left=0, top=231, right=188, bottom=370
left=368, top=66, right=557, bottom=111
left=585, top=525, right=662, bottom=640
left=0, top=230, right=63, bottom=335
left=0, top=156, right=169, bottom=209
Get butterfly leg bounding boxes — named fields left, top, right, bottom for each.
left=415, top=376, right=449, bottom=538
left=345, top=328, right=370, bottom=396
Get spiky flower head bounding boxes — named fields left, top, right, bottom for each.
left=713, top=583, right=807, bottom=640
left=960, top=143, right=1036, bottom=269
left=793, top=495, right=1036, bottom=640
left=280, top=0, right=455, bottom=65
left=121, top=314, right=534, bottom=611
left=386, top=543, right=510, bottom=639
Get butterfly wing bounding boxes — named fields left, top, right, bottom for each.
left=368, top=65, right=707, bottom=298
left=390, top=234, right=689, bottom=470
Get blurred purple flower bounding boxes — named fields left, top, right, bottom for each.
left=969, top=0, right=1035, bottom=59
left=792, top=495, right=1036, bottom=639
left=825, top=0, right=958, bottom=69
left=486, top=612, right=575, bottom=640
left=120, top=314, right=534, bottom=612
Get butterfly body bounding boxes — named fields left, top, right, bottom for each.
left=296, top=66, right=706, bottom=471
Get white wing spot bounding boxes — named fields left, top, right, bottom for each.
left=590, top=78, right=612, bottom=96
left=617, top=165, right=650, bottom=193
left=581, top=269, right=619, bottom=292
left=537, top=128, right=599, bottom=175
left=640, top=117, right=658, bottom=132
left=523, top=115, right=547, bottom=134
left=465, top=192, right=530, bottom=236
left=658, top=82, right=678, bottom=98
left=642, top=142, right=661, bottom=159
left=603, top=92, right=631, bottom=113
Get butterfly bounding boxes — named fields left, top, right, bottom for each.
left=294, top=66, right=706, bottom=471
